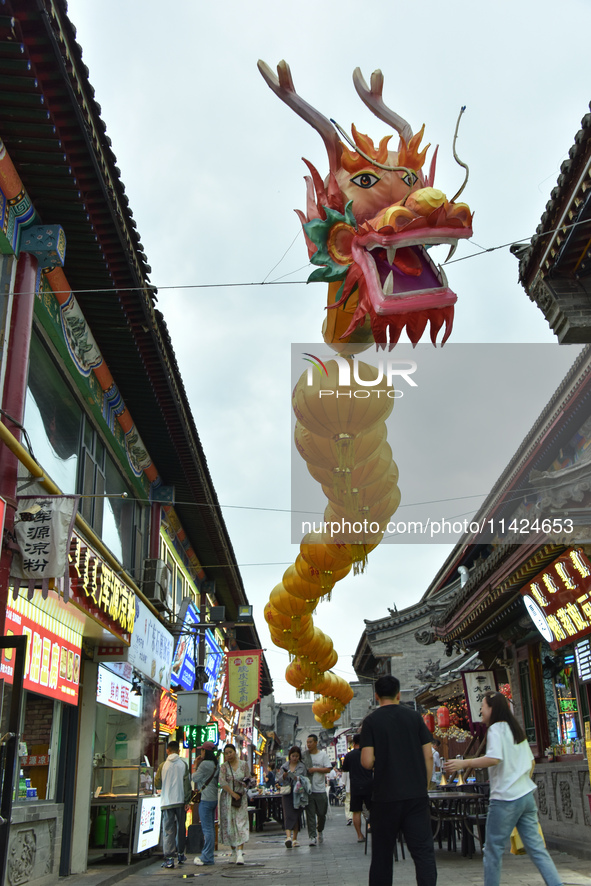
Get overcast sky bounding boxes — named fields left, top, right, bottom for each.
left=66, top=0, right=591, bottom=701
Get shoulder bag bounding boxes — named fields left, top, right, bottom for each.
left=230, top=765, right=243, bottom=808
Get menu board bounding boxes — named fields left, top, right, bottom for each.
left=574, top=638, right=591, bottom=684
left=134, top=796, right=162, bottom=853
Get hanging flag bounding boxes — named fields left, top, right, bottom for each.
left=226, top=649, right=262, bottom=711
left=10, top=495, right=78, bottom=599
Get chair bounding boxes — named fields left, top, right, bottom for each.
left=363, top=815, right=406, bottom=861
left=463, top=795, right=488, bottom=851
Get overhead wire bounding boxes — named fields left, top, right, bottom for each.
left=10, top=215, right=591, bottom=298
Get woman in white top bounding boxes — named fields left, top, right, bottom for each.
left=444, top=691, right=563, bottom=886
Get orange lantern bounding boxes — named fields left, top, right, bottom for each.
left=295, top=420, right=387, bottom=471
left=282, top=564, right=328, bottom=603
left=423, top=712, right=435, bottom=733
left=437, top=706, right=450, bottom=729
left=270, top=582, right=317, bottom=619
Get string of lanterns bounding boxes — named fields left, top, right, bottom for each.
left=265, top=358, right=402, bottom=728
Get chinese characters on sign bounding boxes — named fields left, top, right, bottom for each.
left=575, top=638, right=591, bottom=684
left=96, top=665, right=141, bottom=717
left=11, top=495, right=78, bottom=597
left=462, top=670, right=497, bottom=729
left=128, top=598, right=174, bottom=689
left=68, top=534, right=135, bottom=640
left=204, top=630, right=223, bottom=709
left=226, top=650, right=261, bottom=712
left=1, top=590, right=83, bottom=704
left=521, top=548, right=591, bottom=650
left=183, top=722, right=219, bottom=749
left=159, top=690, right=178, bottom=735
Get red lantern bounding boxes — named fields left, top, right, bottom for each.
left=423, top=712, right=435, bottom=733
left=437, top=706, right=450, bottom=729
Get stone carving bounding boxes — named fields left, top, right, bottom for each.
left=7, top=828, right=36, bottom=886
left=415, top=659, right=442, bottom=684
left=578, top=770, right=591, bottom=827
left=559, top=781, right=574, bottom=819
left=535, top=777, right=548, bottom=816
left=47, top=821, right=56, bottom=873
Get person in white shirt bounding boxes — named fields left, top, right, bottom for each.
left=444, top=691, right=563, bottom=886
left=302, top=734, right=331, bottom=845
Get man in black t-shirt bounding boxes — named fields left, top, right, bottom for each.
left=360, top=676, right=436, bottom=886
left=342, top=734, right=373, bottom=842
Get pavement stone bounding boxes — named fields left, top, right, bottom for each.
left=53, top=805, right=591, bottom=886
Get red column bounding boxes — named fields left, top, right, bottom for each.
left=0, top=252, right=38, bottom=632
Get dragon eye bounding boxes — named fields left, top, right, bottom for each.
left=402, top=171, right=418, bottom=187
left=350, top=172, right=380, bottom=189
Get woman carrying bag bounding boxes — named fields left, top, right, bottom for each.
left=191, top=742, right=219, bottom=867
left=219, top=744, right=251, bottom=865
left=277, top=746, right=307, bottom=848
left=444, top=691, right=563, bottom=886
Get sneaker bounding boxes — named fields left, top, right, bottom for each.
left=292, top=840, right=300, bottom=847
left=318, top=832, right=324, bottom=844
left=236, top=850, right=244, bottom=865
left=285, top=838, right=292, bottom=848
left=162, top=858, right=175, bottom=869
left=309, top=837, right=317, bottom=846
left=194, top=858, right=204, bottom=866
left=347, top=819, right=353, bottom=826
left=178, top=854, right=187, bottom=865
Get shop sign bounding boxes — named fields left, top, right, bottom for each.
left=521, top=548, right=591, bottom=650
left=96, top=664, right=141, bottom=717
left=128, top=598, right=174, bottom=689
left=461, top=670, right=497, bottom=728
left=574, top=638, right=591, bottom=684
left=1, top=589, right=83, bottom=705
left=256, top=734, right=267, bottom=754
left=171, top=600, right=199, bottom=691
left=336, top=734, right=348, bottom=756
left=134, top=796, right=162, bottom=853
left=238, top=706, right=254, bottom=729
left=11, top=495, right=78, bottom=596
left=183, top=722, right=219, bottom=749
left=204, top=630, right=223, bottom=708
left=159, top=690, right=177, bottom=734
left=226, top=650, right=261, bottom=712
left=68, top=534, right=136, bottom=642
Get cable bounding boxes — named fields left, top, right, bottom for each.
left=262, top=229, right=303, bottom=284
left=11, top=213, right=591, bottom=298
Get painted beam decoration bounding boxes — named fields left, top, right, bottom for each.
left=521, top=548, right=591, bottom=650
left=226, top=650, right=262, bottom=712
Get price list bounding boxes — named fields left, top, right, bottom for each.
left=574, top=637, right=591, bottom=683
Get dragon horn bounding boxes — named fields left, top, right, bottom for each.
left=352, top=68, right=413, bottom=145
left=258, top=60, right=342, bottom=174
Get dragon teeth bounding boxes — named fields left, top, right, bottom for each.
left=386, top=246, right=396, bottom=265
left=383, top=270, right=394, bottom=295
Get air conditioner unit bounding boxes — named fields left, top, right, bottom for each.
left=142, top=558, right=172, bottom=611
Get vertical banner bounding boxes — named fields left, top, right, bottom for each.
left=226, top=650, right=261, bottom=712
left=10, top=495, right=78, bottom=599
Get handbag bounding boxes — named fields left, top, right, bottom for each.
left=510, top=822, right=545, bottom=855
left=279, top=785, right=292, bottom=795
left=230, top=766, right=244, bottom=808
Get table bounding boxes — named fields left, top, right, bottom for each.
left=247, top=793, right=284, bottom=831
left=428, top=791, right=486, bottom=857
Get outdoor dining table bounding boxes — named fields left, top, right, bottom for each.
left=247, top=792, right=284, bottom=831
left=428, top=791, right=486, bottom=858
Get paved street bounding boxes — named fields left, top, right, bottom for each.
left=65, top=805, right=591, bottom=886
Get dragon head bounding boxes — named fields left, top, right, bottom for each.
left=259, top=61, right=473, bottom=346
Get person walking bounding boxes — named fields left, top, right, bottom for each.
left=155, top=740, right=191, bottom=869
left=277, top=746, right=308, bottom=847
left=444, top=691, right=563, bottom=886
left=219, top=744, right=251, bottom=865
left=328, top=763, right=340, bottom=805
left=302, top=734, right=331, bottom=845
left=342, top=734, right=373, bottom=843
left=359, top=675, right=436, bottom=886
left=191, top=742, right=219, bottom=867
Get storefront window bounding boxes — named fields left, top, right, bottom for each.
left=554, top=654, right=582, bottom=743
left=17, top=691, right=61, bottom=802
left=24, top=332, right=81, bottom=493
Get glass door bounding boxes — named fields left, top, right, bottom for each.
left=0, top=635, right=27, bottom=886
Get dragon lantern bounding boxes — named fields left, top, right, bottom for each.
left=258, top=60, right=473, bottom=346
